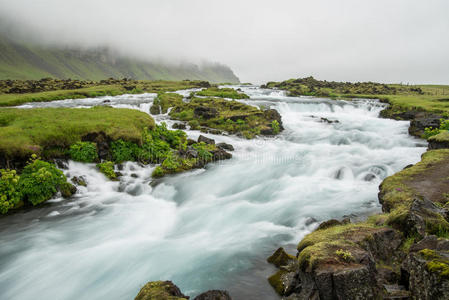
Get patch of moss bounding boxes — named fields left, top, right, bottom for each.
left=419, top=249, right=449, bottom=279
left=166, top=95, right=280, bottom=138
left=97, top=161, right=117, bottom=180
left=297, top=223, right=381, bottom=271
left=134, top=281, right=188, bottom=300
left=429, top=130, right=449, bottom=143
left=196, top=87, right=249, bottom=99
left=380, top=149, right=449, bottom=212
left=268, top=270, right=289, bottom=296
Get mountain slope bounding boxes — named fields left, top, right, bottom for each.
left=0, top=35, right=239, bottom=83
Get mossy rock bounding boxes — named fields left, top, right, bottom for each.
left=59, top=182, right=76, bottom=198
left=134, top=281, right=189, bottom=300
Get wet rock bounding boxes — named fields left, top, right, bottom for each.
left=198, top=135, right=215, bottom=145
left=185, top=147, right=199, bottom=159
left=320, top=117, right=339, bottom=124
left=216, top=142, right=234, bottom=151
left=268, top=269, right=300, bottom=296
left=130, top=173, right=139, bottom=178
left=193, top=290, right=232, bottom=300
left=305, top=217, right=318, bottom=226
left=263, top=109, right=284, bottom=130
left=103, top=99, right=111, bottom=103
left=60, top=182, right=77, bottom=198
left=194, top=106, right=218, bottom=119
left=134, top=281, right=189, bottom=300
left=409, top=114, right=442, bottom=137
left=267, top=247, right=296, bottom=268
left=71, top=176, right=87, bottom=187
left=187, top=139, right=196, bottom=146
left=316, top=219, right=343, bottom=230
left=54, top=159, right=69, bottom=170
left=172, top=123, right=187, bottom=129
left=364, top=173, right=376, bottom=181
left=211, top=148, right=232, bottom=160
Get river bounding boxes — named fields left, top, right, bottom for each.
left=0, top=86, right=426, bottom=299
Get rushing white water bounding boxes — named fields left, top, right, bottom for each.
left=0, top=86, right=426, bottom=300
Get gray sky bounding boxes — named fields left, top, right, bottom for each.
left=1, top=0, right=448, bottom=84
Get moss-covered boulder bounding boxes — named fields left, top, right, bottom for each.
left=134, top=281, right=189, bottom=300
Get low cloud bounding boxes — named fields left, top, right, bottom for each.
left=0, top=0, right=448, bottom=84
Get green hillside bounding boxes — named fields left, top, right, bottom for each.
left=0, top=34, right=239, bottom=83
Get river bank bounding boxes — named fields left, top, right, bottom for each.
left=264, top=78, right=449, bottom=299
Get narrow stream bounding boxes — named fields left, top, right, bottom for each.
left=0, top=86, right=426, bottom=300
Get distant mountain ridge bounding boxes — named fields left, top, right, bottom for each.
left=0, top=34, right=239, bottom=83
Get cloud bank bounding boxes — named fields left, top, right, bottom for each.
left=0, top=0, right=448, bottom=84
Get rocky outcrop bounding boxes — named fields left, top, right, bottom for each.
left=134, top=281, right=232, bottom=300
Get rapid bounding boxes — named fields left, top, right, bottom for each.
left=0, top=86, right=426, bottom=299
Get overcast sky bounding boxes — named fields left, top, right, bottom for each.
left=0, top=0, right=448, bottom=84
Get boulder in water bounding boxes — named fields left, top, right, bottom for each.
left=134, top=281, right=189, bottom=300
left=193, top=290, right=232, bottom=300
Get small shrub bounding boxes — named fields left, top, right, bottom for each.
left=189, top=119, right=200, bottom=130
left=335, top=249, right=354, bottom=262
left=97, top=161, right=117, bottom=180
left=111, top=140, right=140, bottom=163
left=0, top=169, right=21, bottom=214
left=19, top=156, right=67, bottom=206
left=271, top=120, right=280, bottom=134
left=192, top=142, right=213, bottom=161
left=69, top=141, right=98, bottom=162
left=423, top=119, right=449, bottom=139
left=161, top=152, right=181, bottom=170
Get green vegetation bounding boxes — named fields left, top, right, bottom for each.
left=297, top=223, right=381, bottom=271
left=111, top=140, right=141, bottom=163
left=196, top=87, right=249, bottom=99
left=380, top=150, right=449, bottom=212
left=265, top=76, right=449, bottom=115
left=0, top=106, right=154, bottom=161
left=18, top=156, right=68, bottom=206
left=419, top=249, right=449, bottom=279
left=335, top=249, right=354, bottom=262
left=0, top=78, right=213, bottom=107
left=0, top=169, right=21, bottom=214
left=69, top=142, right=98, bottom=163
left=134, top=281, right=188, bottom=300
left=0, top=33, right=240, bottom=83
left=271, top=120, right=280, bottom=134
left=97, top=161, right=117, bottom=180
left=424, top=119, right=449, bottom=139
left=166, top=95, right=282, bottom=138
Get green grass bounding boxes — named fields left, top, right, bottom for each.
left=265, top=77, right=449, bottom=115
left=167, top=95, right=280, bottom=138
left=196, top=87, right=249, bottom=99
left=0, top=106, right=155, bottom=160
left=0, top=85, right=126, bottom=107
left=0, top=79, right=213, bottom=107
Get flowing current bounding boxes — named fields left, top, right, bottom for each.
left=0, top=86, right=426, bottom=300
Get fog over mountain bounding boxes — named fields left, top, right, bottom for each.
left=0, top=0, right=448, bottom=84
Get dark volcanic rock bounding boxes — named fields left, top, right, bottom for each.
left=193, top=290, right=232, bottom=300
left=216, top=142, right=234, bottom=151
left=198, top=135, right=215, bottom=145
left=194, top=106, right=218, bottom=119
left=211, top=148, right=232, bottom=160
left=172, top=123, right=187, bottom=129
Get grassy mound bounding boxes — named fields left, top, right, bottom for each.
left=151, top=94, right=282, bottom=138
left=196, top=87, right=249, bottom=99
left=0, top=106, right=155, bottom=160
